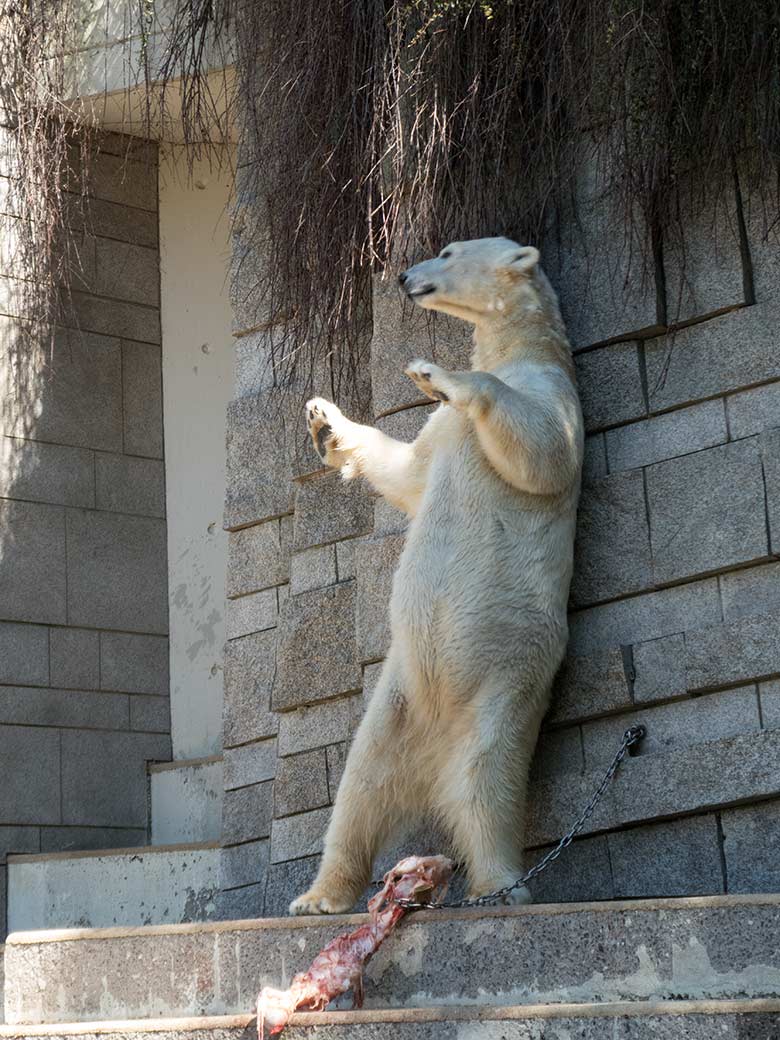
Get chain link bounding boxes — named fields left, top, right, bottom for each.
left=394, top=723, right=646, bottom=911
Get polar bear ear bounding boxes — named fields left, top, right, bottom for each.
left=506, top=245, right=540, bottom=277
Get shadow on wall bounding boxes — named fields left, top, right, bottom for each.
left=0, top=132, right=172, bottom=937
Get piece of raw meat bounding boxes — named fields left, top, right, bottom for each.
left=256, top=855, right=454, bottom=1038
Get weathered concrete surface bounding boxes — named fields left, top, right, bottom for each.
left=150, top=760, right=222, bottom=846
left=1, top=1001, right=780, bottom=1040
left=5, top=896, right=780, bottom=1024
left=6, top=845, right=219, bottom=935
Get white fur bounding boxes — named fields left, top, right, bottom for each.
left=290, top=237, right=584, bottom=916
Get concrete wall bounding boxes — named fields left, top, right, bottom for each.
left=0, top=131, right=172, bottom=937
left=218, top=151, right=780, bottom=916
left=159, top=146, right=234, bottom=761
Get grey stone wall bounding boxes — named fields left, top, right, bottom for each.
left=220, top=162, right=780, bottom=916
left=0, top=132, right=171, bottom=936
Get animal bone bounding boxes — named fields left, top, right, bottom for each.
left=256, top=855, right=454, bottom=1038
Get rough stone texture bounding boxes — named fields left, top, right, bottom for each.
left=645, top=306, right=780, bottom=411
left=574, top=342, right=646, bottom=433
left=223, top=390, right=298, bottom=529
left=605, top=399, right=728, bottom=472
left=0, top=500, right=67, bottom=625
left=263, top=854, right=321, bottom=917
left=336, top=538, right=358, bottom=581
left=0, top=436, right=94, bottom=508
left=355, top=533, right=405, bottom=662
left=632, top=633, right=687, bottom=704
left=94, top=453, right=165, bottom=517
left=219, top=839, right=269, bottom=891
left=223, top=630, right=278, bottom=748
left=0, top=622, right=49, bottom=686
left=720, top=562, right=780, bottom=623
left=571, top=470, right=652, bottom=606
left=226, top=516, right=291, bottom=597
left=215, top=880, right=265, bottom=921
left=530, top=727, right=583, bottom=780
left=94, top=240, right=160, bottom=307
left=273, top=582, right=361, bottom=711
left=0, top=134, right=171, bottom=904
left=760, top=681, right=780, bottom=729
left=129, top=694, right=170, bottom=733
left=223, top=739, right=277, bottom=791
left=292, top=472, right=373, bottom=550
left=545, top=157, right=661, bottom=350
left=0, top=726, right=60, bottom=823
left=274, top=748, right=330, bottom=817
left=527, top=729, right=780, bottom=847
left=5, top=329, right=122, bottom=452
left=549, top=646, right=630, bottom=724
left=122, top=341, right=163, bottom=458
left=0, top=686, right=129, bottom=731
left=225, top=588, right=277, bottom=641
left=582, top=686, right=761, bottom=766
left=233, top=330, right=274, bottom=398
left=326, top=742, right=348, bottom=800
left=65, top=509, right=168, bottom=633
left=646, top=440, right=768, bottom=584
left=290, top=544, right=337, bottom=594
left=760, top=428, right=780, bottom=554
left=370, top=275, right=472, bottom=416
left=60, top=730, right=170, bottom=828
left=376, top=403, right=435, bottom=442
left=685, top=611, right=780, bottom=691
left=582, top=434, right=608, bottom=483
left=99, top=632, right=169, bottom=695
left=270, top=805, right=331, bottom=863
left=525, top=834, right=613, bottom=903
left=663, top=186, right=745, bottom=323
left=277, top=694, right=364, bottom=756
left=9, top=896, right=780, bottom=1023
left=49, top=628, right=100, bottom=690
left=722, top=798, right=780, bottom=893
left=727, top=380, right=780, bottom=439
left=222, top=782, right=273, bottom=845
left=608, top=814, right=724, bottom=897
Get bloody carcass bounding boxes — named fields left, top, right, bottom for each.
left=256, top=855, right=454, bottom=1038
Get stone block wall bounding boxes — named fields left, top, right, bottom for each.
left=0, top=132, right=171, bottom=936
left=220, top=163, right=780, bottom=915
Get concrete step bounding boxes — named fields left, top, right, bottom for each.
left=5, top=894, right=780, bottom=1025
left=149, top=758, right=222, bottom=846
left=0, top=945, right=4, bottom=1025
left=6, top=843, right=219, bottom=935
left=2, top=999, right=780, bottom=1040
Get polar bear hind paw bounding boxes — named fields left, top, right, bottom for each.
left=289, top=887, right=355, bottom=916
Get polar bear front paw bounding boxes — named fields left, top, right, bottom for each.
left=404, top=359, right=453, bottom=404
left=305, top=397, right=356, bottom=473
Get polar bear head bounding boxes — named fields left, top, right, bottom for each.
left=399, top=236, right=561, bottom=330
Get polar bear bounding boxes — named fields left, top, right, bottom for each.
left=289, top=237, right=583, bottom=915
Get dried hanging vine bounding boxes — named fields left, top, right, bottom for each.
left=1, top=0, right=779, bottom=409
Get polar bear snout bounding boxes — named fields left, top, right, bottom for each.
left=399, top=267, right=436, bottom=300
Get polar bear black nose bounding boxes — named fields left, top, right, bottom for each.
left=398, top=271, right=408, bottom=286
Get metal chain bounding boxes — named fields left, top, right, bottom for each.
left=394, top=723, right=646, bottom=911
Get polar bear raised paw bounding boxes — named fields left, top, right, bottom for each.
left=305, top=397, right=359, bottom=476
left=404, top=359, right=453, bottom=404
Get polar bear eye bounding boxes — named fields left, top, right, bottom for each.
left=440, top=250, right=452, bottom=259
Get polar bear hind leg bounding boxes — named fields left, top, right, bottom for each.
left=289, top=662, right=421, bottom=916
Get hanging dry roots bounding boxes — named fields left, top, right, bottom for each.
left=256, top=855, right=454, bottom=1038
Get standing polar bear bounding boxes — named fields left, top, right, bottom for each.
left=290, top=237, right=584, bottom=915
